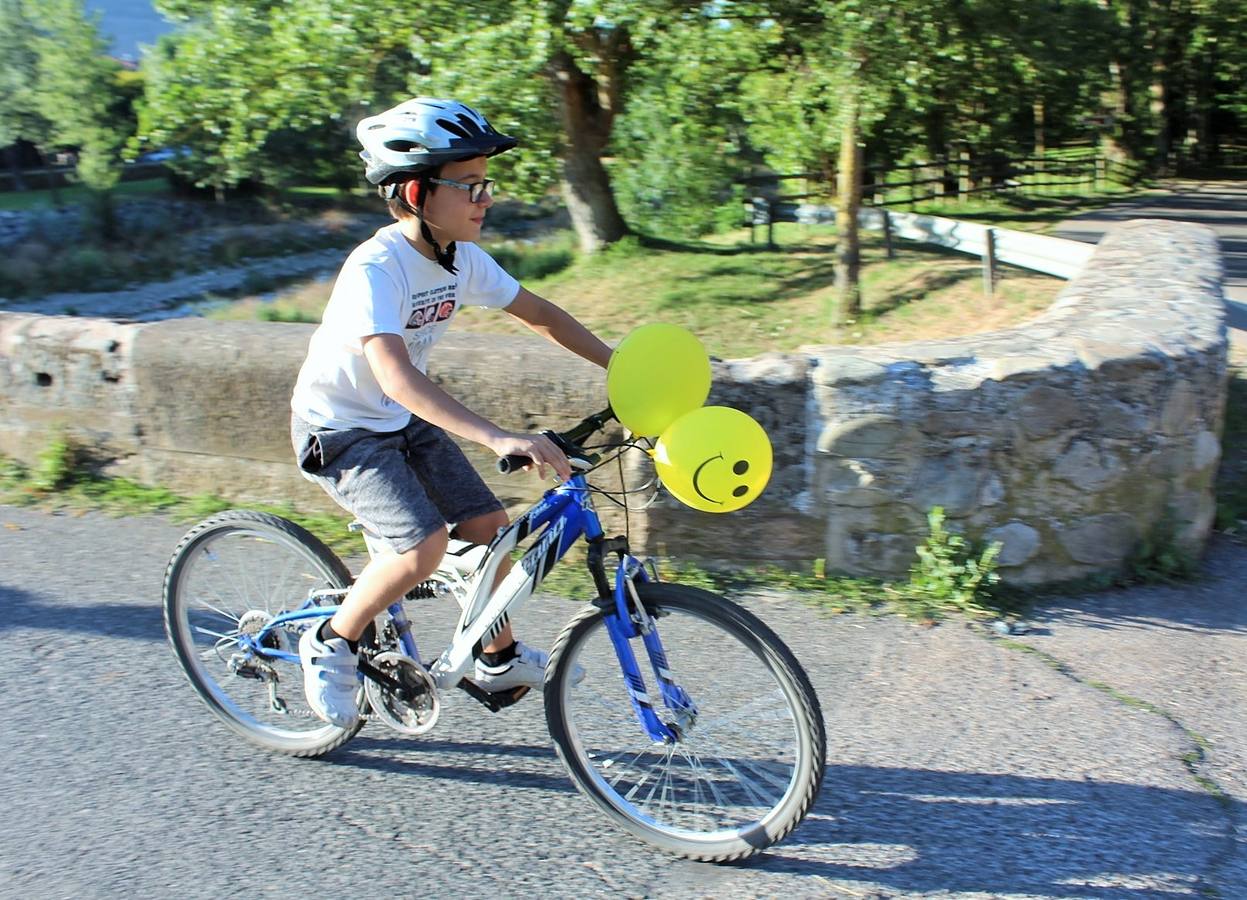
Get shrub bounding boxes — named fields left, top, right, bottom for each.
left=904, top=507, right=1002, bottom=616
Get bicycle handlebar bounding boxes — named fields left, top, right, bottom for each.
left=496, top=406, right=617, bottom=475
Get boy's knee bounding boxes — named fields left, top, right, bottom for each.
left=392, top=529, right=448, bottom=579
left=453, top=510, right=508, bottom=544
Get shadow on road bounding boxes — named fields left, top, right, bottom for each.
left=334, top=737, right=1237, bottom=898
left=0, top=584, right=163, bottom=641
left=757, top=764, right=1235, bottom=899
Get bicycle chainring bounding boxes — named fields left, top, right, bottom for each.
left=363, top=651, right=440, bottom=736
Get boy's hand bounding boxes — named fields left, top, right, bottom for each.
left=490, top=431, right=571, bottom=481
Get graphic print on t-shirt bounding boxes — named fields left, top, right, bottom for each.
left=406, top=283, right=457, bottom=330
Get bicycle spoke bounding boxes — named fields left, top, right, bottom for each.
left=549, top=583, right=824, bottom=858
left=166, top=513, right=356, bottom=753
left=193, top=624, right=239, bottom=642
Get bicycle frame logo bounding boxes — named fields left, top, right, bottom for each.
left=519, top=516, right=565, bottom=591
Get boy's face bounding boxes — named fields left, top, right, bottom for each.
left=421, top=156, right=493, bottom=244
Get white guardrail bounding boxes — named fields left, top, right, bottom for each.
left=757, top=200, right=1095, bottom=279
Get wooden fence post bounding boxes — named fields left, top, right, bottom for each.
left=982, top=227, right=997, bottom=299
left=958, top=149, right=971, bottom=203
left=883, top=210, right=895, bottom=259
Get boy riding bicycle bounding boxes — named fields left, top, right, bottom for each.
left=290, top=98, right=612, bottom=728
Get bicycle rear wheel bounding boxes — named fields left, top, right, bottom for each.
left=544, top=582, right=826, bottom=861
left=163, top=510, right=363, bottom=756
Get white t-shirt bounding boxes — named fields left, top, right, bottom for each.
left=291, top=223, right=519, bottom=431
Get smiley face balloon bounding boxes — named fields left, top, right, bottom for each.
left=653, top=406, right=773, bottom=513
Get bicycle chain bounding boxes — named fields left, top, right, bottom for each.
left=280, top=704, right=377, bottom=722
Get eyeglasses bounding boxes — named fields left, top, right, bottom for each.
left=428, top=177, right=495, bottom=203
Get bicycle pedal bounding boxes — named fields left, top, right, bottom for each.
left=457, top=679, right=530, bottom=713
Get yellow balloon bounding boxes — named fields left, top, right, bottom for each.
left=653, top=407, right=773, bottom=513
left=607, top=324, right=711, bottom=437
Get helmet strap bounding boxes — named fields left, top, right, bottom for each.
left=410, top=175, right=457, bottom=274
left=419, top=219, right=458, bottom=275
left=383, top=176, right=458, bottom=274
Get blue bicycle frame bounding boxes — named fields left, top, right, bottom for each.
left=241, top=472, right=690, bottom=743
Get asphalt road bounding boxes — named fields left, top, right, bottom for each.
left=1054, top=179, right=1247, bottom=337
left=2, top=505, right=1243, bottom=898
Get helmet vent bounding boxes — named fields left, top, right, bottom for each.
left=384, top=140, right=425, bottom=152
left=456, top=112, right=485, bottom=135
left=435, top=117, right=471, bottom=139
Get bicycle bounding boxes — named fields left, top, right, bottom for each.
left=162, top=406, right=827, bottom=861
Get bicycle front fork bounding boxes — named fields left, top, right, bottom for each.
left=589, top=538, right=697, bottom=743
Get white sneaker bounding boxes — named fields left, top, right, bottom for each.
left=298, top=626, right=360, bottom=728
left=472, top=641, right=585, bottom=693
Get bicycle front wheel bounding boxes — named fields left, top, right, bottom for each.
left=163, top=510, right=363, bottom=756
left=544, top=582, right=826, bottom=862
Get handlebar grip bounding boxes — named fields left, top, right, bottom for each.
left=497, top=454, right=532, bottom=475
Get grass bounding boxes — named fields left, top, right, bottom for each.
left=0, top=445, right=362, bottom=557
left=904, top=183, right=1154, bottom=233
left=0, top=204, right=372, bottom=300
left=0, top=177, right=173, bottom=211
left=213, top=225, right=1062, bottom=359
left=1, top=438, right=1011, bottom=619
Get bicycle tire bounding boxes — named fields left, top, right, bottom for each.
left=163, top=509, right=364, bottom=757
left=544, top=582, right=826, bottom=862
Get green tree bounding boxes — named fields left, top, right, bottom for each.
left=29, top=0, right=129, bottom=196
left=738, top=0, right=1126, bottom=325
left=0, top=0, right=47, bottom=188
left=741, top=2, right=928, bottom=325
left=138, top=0, right=753, bottom=251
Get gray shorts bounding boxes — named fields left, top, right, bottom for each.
left=291, top=413, right=503, bottom=555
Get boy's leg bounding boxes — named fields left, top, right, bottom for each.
left=452, top=510, right=515, bottom=652
left=329, top=527, right=449, bottom=641
left=299, top=530, right=448, bottom=728
left=291, top=417, right=456, bottom=726
left=454, top=508, right=585, bottom=690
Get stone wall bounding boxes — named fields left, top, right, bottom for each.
left=0, top=219, right=1227, bottom=584
left=806, top=219, right=1227, bottom=583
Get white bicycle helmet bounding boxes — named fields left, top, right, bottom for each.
left=357, top=97, right=517, bottom=185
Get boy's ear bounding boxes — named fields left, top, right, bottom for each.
left=402, top=179, right=422, bottom=209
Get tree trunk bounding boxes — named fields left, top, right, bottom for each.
left=4, top=144, right=26, bottom=191
left=1033, top=97, right=1046, bottom=158
left=1099, top=0, right=1136, bottom=162
left=834, top=95, right=862, bottom=326
left=549, top=47, right=629, bottom=253
left=560, top=144, right=629, bottom=254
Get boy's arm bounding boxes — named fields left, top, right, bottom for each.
left=362, top=333, right=571, bottom=480
left=505, top=288, right=612, bottom=369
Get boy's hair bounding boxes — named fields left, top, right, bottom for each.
left=380, top=171, right=458, bottom=273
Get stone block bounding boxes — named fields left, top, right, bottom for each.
left=1096, top=400, right=1152, bottom=440
left=1056, top=513, right=1141, bottom=566
left=1159, top=380, right=1199, bottom=435
left=991, top=355, right=1058, bottom=381
left=907, top=453, right=986, bottom=518
left=985, top=521, right=1042, bottom=567
left=1052, top=439, right=1125, bottom=492
left=1018, top=385, right=1083, bottom=438
left=817, top=416, right=918, bottom=460
left=0, top=313, right=140, bottom=464
left=810, top=355, right=888, bottom=387
left=1192, top=430, right=1221, bottom=472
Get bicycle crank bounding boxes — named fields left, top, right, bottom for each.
left=363, top=651, right=440, bottom=735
